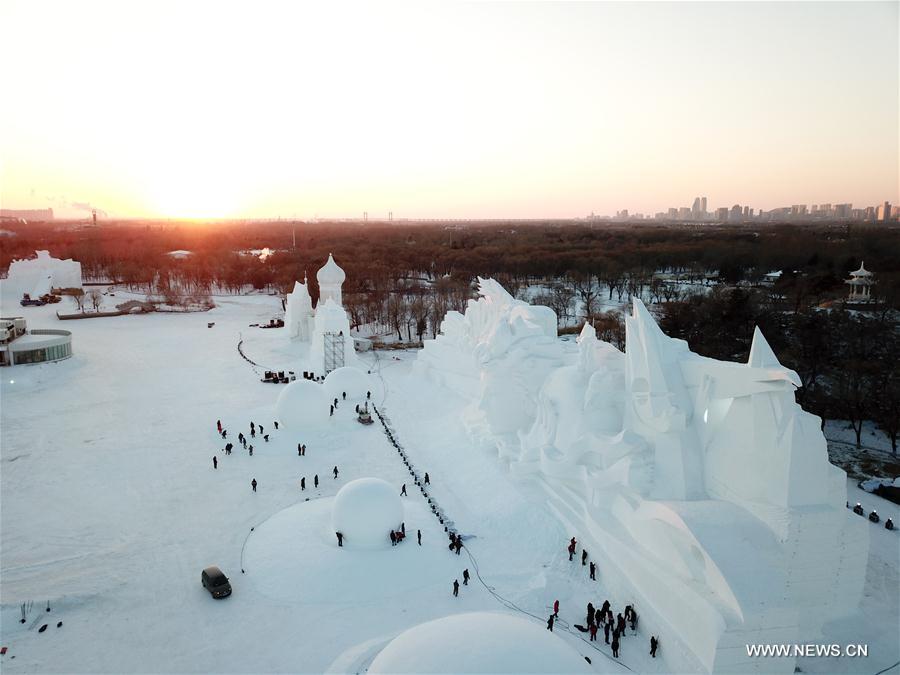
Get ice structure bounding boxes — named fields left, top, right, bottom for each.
left=3, top=250, right=82, bottom=297
left=367, top=612, right=592, bottom=674
left=415, top=280, right=868, bottom=674
left=331, top=478, right=403, bottom=549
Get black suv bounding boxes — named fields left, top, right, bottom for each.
left=201, top=566, right=232, bottom=598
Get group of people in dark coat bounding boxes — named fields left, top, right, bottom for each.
left=448, top=532, right=463, bottom=555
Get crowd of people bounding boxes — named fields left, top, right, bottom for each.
left=555, top=537, right=661, bottom=661
left=215, top=414, right=665, bottom=667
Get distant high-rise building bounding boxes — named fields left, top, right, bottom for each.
left=790, top=204, right=808, bottom=218
left=729, top=205, right=743, bottom=221
left=678, top=206, right=691, bottom=220
left=834, top=203, right=852, bottom=218
left=691, top=197, right=702, bottom=219
left=714, top=207, right=728, bottom=221
left=667, top=207, right=678, bottom=219
left=742, top=205, right=750, bottom=217
left=865, top=206, right=876, bottom=220
left=701, top=197, right=707, bottom=216
left=877, top=201, right=892, bottom=221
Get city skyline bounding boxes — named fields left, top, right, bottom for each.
left=1, top=1, right=897, bottom=220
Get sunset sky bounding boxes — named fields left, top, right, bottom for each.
left=1, top=1, right=897, bottom=220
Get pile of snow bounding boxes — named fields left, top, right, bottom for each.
left=323, top=366, right=371, bottom=401
left=275, top=379, right=330, bottom=430
left=368, top=612, right=592, bottom=674
left=331, top=478, right=403, bottom=549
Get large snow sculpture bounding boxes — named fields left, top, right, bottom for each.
left=4, top=250, right=82, bottom=298
left=331, top=478, right=403, bottom=549
left=415, top=278, right=566, bottom=457
left=368, top=612, right=592, bottom=674
left=416, top=283, right=869, bottom=675
left=275, top=380, right=330, bottom=430
left=308, top=299, right=359, bottom=376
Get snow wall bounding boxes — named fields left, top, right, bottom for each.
left=414, top=277, right=868, bottom=674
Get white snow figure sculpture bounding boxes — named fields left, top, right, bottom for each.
left=417, top=283, right=868, bottom=675
left=416, top=278, right=566, bottom=458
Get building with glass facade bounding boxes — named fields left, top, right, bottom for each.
left=0, top=318, right=72, bottom=366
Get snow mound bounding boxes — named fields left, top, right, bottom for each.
left=275, top=379, right=330, bottom=430
left=323, top=366, right=371, bottom=401
left=331, top=478, right=403, bottom=549
left=368, top=612, right=592, bottom=674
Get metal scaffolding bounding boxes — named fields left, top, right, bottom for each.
left=323, top=331, right=345, bottom=374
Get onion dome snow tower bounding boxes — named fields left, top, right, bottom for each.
left=316, top=253, right=345, bottom=308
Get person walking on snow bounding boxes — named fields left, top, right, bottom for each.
left=587, top=603, right=594, bottom=625
left=249, top=445, right=253, bottom=456
left=217, top=420, right=222, bottom=433
left=367, top=391, right=371, bottom=400
left=463, top=569, right=470, bottom=585
left=274, top=421, right=278, bottom=430
left=589, top=561, right=596, bottom=580
left=424, top=473, right=430, bottom=485
left=250, top=422, right=255, bottom=434
left=213, top=456, right=218, bottom=469
left=259, top=425, right=264, bottom=435
left=568, top=540, right=576, bottom=562
left=251, top=478, right=257, bottom=492
left=616, top=613, right=626, bottom=635
left=298, top=444, right=302, bottom=456
left=221, top=429, right=227, bottom=439
left=611, top=635, right=620, bottom=658
left=336, top=532, right=343, bottom=547
left=263, top=434, right=269, bottom=442
left=650, top=636, right=659, bottom=658
left=546, top=614, right=554, bottom=632
left=589, top=623, right=598, bottom=642
left=604, top=621, right=611, bottom=644
left=314, top=474, right=319, bottom=488
left=330, top=405, right=334, bottom=416
left=553, top=600, right=559, bottom=617
left=301, top=444, right=306, bottom=456
left=390, top=531, right=397, bottom=546
left=301, top=477, right=306, bottom=490
left=333, top=466, right=339, bottom=479
left=401, top=484, right=407, bottom=496
left=630, top=611, right=638, bottom=633
left=238, top=433, right=244, bottom=444
left=453, top=579, right=459, bottom=597
left=417, top=529, right=422, bottom=545
left=582, top=549, right=588, bottom=566
left=342, top=392, right=346, bottom=401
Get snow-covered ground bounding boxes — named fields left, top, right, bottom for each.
left=1, top=290, right=897, bottom=673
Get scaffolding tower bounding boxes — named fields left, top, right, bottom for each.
left=323, top=331, right=345, bottom=374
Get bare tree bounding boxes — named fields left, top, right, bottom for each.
left=71, top=289, right=87, bottom=313
left=88, top=289, right=103, bottom=312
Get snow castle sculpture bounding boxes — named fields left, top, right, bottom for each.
left=283, top=254, right=358, bottom=375
left=416, top=282, right=868, bottom=675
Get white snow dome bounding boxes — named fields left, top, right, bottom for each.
left=316, top=253, right=346, bottom=286
left=331, top=478, right=403, bottom=549
left=368, top=612, right=592, bottom=674
left=323, top=366, right=371, bottom=400
left=275, top=379, right=330, bottom=430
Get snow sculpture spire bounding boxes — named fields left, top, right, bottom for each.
left=748, top=327, right=780, bottom=369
